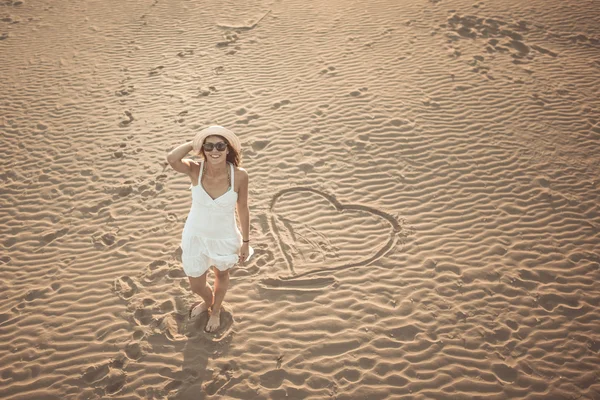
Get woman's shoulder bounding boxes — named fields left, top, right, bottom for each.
left=232, top=165, right=248, bottom=181
left=232, top=164, right=247, bottom=173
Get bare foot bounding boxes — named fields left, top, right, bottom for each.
left=189, top=301, right=210, bottom=318
left=205, top=310, right=221, bottom=332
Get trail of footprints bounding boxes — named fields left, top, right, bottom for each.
left=105, top=243, right=272, bottom=395
left=105, top=260, right=191, bottom=395
left=81, top=355, right=128, bottom=396
left=109, top=11, right=300, bottom=129
left=0, top=0, right=26, bottom=40
left=112, top=10, right=272, bottom=127
left=440, top=12, right=564, bottom=81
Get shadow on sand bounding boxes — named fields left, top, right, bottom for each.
left=164, top=309, right=235, bottom=399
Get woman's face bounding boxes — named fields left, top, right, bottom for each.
left=203, top=135, right=229, bottom=164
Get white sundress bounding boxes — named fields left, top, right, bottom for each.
left=181, top=161, right=251, bottom=277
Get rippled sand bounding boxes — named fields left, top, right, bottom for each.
left=1, top=0, right=599, bottom=398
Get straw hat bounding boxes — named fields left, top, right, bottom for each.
left=192, top=126, right=242, bottom=155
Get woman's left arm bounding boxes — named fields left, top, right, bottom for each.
left=236, top=169, right=250, bottom=263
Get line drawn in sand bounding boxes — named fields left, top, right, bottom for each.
left=215, top=10, right=271, bottom=55
left=264, top=187, right=407, bottom=290
left=216, top=10, right=271, bottom=32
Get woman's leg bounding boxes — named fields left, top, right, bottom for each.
left=188, top=271, right=213, bottom=316
left=205, top=267, right=229, bottom=332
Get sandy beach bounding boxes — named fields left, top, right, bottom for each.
left=1, top=0, right=599, bottom=398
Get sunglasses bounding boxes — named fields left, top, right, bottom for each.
left=202, top=142, right=228, bottom=152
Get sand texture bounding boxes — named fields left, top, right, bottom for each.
left=1, top=0, right=600, bottom=398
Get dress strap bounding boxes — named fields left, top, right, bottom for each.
left=229, top=162, right=235, bottom=188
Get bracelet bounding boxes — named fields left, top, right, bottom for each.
left=243, top=239, right=250, bottom=243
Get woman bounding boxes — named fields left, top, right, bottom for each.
left=166, top=125, right=252, bottom=333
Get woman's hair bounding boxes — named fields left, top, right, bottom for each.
left=201, top=135, right=241, bottom=166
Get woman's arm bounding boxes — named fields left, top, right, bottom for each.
left=236, top=169, right=250, bottom=239
left=236, top=169, right=250, bottom=262
left=166, top=141, right=194, bottom=175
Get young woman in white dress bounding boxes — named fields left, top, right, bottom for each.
left=166, top=126, right=251, bottom=332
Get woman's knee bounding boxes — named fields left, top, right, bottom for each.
left=214, top=268, right=229, bottom=279
left=188, top=274, right=208, bottom=293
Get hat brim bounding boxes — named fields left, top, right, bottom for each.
left=192, top=126, right=242, bottom=155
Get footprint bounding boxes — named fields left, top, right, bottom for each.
left=507, top=39, right=530, bottom=55
left=454, top=84, right=472, bottom=91
left=251, top=139, right=270, bottom=151
left=101, top=232, right=116, bottom=246
left=92, top=230, right=117, bottom=247
left=82, top=354, right=128, bottom=396
left=168, top=267, right=186, bottom=279
left=117, top=185, right=133, bottom=197
left=204, top=364, right=234, bottom=395
left=198, top=86, right=217, bottom=97
left=0, top=313, right=11, bottom=325
left=388, top=324, right=422, bottom=341
left=272, top=99, right=290, bottom=109
left=114, top=276, right=137, bottom=299
left=422, top=98, right=441, bottom=108
left=259, top=369, right=286, bottom=389
left=133, top=307, right=154, bottom=326
left=115, top=86, right=134, bottom=96
left=82, top=363, right=110, bottom=384
left=492, top=363, right=518, bottom=383
left=104, top=370, right=127, bottom=394
left=118, top=111, right=134, bottom=127
left=141, top=267, right=169, bottom=285
left=24, top=287, right=50, bottom=301
left=124, top=341, right=145, bottom=360
left=159, top=300, right=174, bottom=313
left=236, top=113, right=259, bottom=125
left=537, top=293, right=578, bottom=312
left=149, top=65, right=164, bottom=76
left=187, top=309, right=234, bottom=341
left=319, top=65, right=337, bottom=76
left=351, top=87, right=368, bottom=97
left=159, top=313, right=186, bottom=341
left=40, top=228, right=68, bottom=245
left=176, top=49, right=194, bottom=58
left=163, top=379, right=183, bottom=394
left=389, top=118, right=415, bottom=132
left=216, top=31, right=239, bottom=48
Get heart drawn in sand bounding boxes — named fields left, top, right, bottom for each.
left=269, top=187, right=402, bottom=280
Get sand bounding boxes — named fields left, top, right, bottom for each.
left=1, top=0, right=599, bottom=398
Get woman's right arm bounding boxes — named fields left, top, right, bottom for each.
left=166, top=141, right=194, bottom=175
